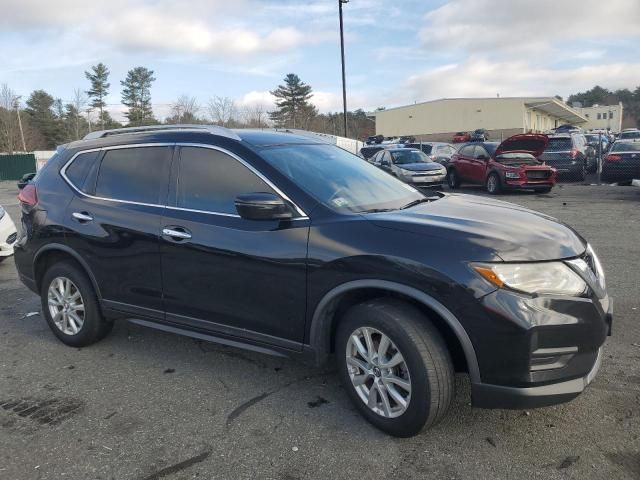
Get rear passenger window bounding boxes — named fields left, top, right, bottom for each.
left=177, top=147, right=276, bottom=214
left=95, top=147, right=172, bottom=204
left=65, top=151, right=100, bottom=192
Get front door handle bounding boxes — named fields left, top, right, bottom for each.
left=162, top=227, right=192, bottom=240
left=72, top=212, right=93, bottom=223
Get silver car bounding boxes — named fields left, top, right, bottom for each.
left=370, top=148, right=447, bottom=187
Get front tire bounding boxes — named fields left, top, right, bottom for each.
left=336, top=300, right=455, bottom=437
left=486, top=173, right=501, bottom=194
left=41, top=261, right=113, bottom=347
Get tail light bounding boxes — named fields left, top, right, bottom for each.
left=570, top=148, right=579, bottom=159
left=605, top=154, right=622, bottom=162
left=17, top=184, right=38, bottom=207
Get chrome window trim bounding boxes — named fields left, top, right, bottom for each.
left=60, top=142, right=309, bottom=219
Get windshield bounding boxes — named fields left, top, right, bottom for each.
left=259, top=144, right=424, bottom=213
left=546, top=138, right=572, bottom=151
left=611, top=142, right=640, bottom=152
left=390, top=150, right=430, bottom=165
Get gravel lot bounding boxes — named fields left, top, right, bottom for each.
left=0, top=180, right=638, bottom=480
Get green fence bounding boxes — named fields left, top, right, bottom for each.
left=0, top=154, right=37, bottom=181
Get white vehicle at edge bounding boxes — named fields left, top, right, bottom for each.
left=0, top=205, right=18, bottom=261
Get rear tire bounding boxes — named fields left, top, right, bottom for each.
left=336, top=299, right=455, bottom=437
left=40, top=261, right=113, bottom=347
left=486, top=173, right=501, bottom=194
left=447, top=169, right=460, bottom=189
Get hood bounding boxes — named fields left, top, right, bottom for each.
left=495, top=134, right=549, bottom=158
left=395, top=162, right=443, bottom=172
left=369, top=193, right=586, bottom=261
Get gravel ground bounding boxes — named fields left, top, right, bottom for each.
left=0, top=180, right=638, bottom=480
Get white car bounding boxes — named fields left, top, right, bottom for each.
left=0, top=205, right=17, bottom=262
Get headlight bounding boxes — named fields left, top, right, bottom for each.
left=472, top=262, right=587, bottom=296
left=505, top=172, right=520, bottom=179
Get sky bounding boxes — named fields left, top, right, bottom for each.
left=1, top=0, right=639, bottom=121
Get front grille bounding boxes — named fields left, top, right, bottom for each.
left=6, top=232, right=17, bottom=245
left=526, top=170, right=551, bottom=180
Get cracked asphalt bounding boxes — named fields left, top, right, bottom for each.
left=0, top=181, right=639, bottom=479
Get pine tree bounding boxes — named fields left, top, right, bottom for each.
left=269, top=74, right=317, bottom=128
left=120, top=67, right=156, bottom=126
left=24, top=90, right=63, bottom=149
left=85, top=63, right=110, bottom=130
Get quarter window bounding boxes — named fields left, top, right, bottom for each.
left=177, top=147, right=276, bottom=214
left=95, top=147, right=172, bottom=204
left=65, top=151, right=100, bottom=192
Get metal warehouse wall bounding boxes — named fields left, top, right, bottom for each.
left=0, top=154, right=37, bottom=180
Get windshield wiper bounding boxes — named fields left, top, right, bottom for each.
left=400, top=197, right=438, bottom=210
left=357, top=208, right=396, bottom=213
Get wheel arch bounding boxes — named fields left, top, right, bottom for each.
left=308, top=279, right=481, bottom=383
left=33, top=244, right=102, bottom=300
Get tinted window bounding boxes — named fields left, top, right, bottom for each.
left=65, top=151, right=100, bottom=192
left=619, top=131, right=640, bottom=139
left=259, top=144, right=423, bottom=213
left=177, top=147, right=275, bottom=214
left=546, top=138, right=573, bottom=151
left=482, top=143, right=498, bottom=156
left=95, top=147, right=172, bottom=204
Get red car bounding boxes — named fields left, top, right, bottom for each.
left=452, top=131, right=471, bottom=143
left=446, top=134, right=556, bottom=194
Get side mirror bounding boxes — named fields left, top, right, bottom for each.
left=17, top=172, right=36, bottom=190
left=235, top=192, right=294, bottom=221
left=381, top=160, right=390, bottom=166
left=476, top=155, right=488, bottom=161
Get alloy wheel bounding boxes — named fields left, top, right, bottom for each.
left=345, top=327, right=412, bottom=418
left=487, top=175, right=498, bottom=193
left=47, top=277, right=85, bottom=335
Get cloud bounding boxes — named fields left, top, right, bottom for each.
left=0, top=0, right=320, bottom=59
left=420, top=0, right=640, bottom=55
left=402, top=58, right=640, bottom=103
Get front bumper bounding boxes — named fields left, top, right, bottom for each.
left=0, top=213, right=17, bottom=258
left=401, top=172, right=447, bottom=186
left=472, top=346, right=603, bottom=409
left=467, top=281, right=611, bottom=409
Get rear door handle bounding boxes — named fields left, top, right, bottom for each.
left=72, top=212, right=93, bottom=223
left=162, top=227, right=192, bottom=240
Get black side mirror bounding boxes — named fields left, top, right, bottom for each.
left=17, top=172, right=36, bottom=190
left=476, top=155, right=488, bottom=161
left=381, top=160, right=390, bottom=166
left=235, top=192, right=294, bottom=221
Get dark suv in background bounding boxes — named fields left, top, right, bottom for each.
left=539, top=133, right=596, bottom=180
left=15, top=125, right=611, bottom=437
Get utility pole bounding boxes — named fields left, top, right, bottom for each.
left=13, top=97, right=26, bottom=152
left=339, top=0, right=348, bottom=138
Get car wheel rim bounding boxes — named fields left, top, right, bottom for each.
left=47, top=277, right=85, bottom=336
left=345, top=327, right=411, bottom=418
left=448, top=172, right=455, bottom=186
left=488, top=176, right=497, bottom=192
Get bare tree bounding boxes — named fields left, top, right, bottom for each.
left=207, top=96, right=236, bottom=127
left=70, top=88, right=88, bottom=140
left=168, top=95, right=200, bottom=124
left=243, top=103, right=268, bottom=128
left=0, top=84, right=19, bottom=153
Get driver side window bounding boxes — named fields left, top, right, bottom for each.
left=474, top=146, right=488, bottom=159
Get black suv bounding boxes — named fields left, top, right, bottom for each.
left=539, top=134, right=597, bottom=179
left=15, top=125, right=611, bottom=437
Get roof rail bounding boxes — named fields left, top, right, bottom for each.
left=82, top=124, right=242, bottom=141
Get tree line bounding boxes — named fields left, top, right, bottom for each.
left=0, top=67, right=375, bottom=153
left=567, top=85, right=640, bottom=129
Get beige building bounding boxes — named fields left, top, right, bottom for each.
left=374, top=97, right=588, bottom=142
left=572, top=102, right=623, bottom=132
